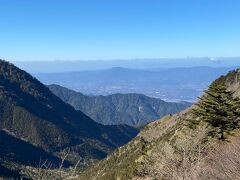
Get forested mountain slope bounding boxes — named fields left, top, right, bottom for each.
left=49, top=84, right=190, bottom=127
left=0, top=60, right=138, bottom=178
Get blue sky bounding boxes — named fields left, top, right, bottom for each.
left=0, top=0, right=240, bottom=61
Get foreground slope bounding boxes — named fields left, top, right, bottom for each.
left=79, top=69, right=240, bottom=180
left=49, top=84, right=190, bottom=127
left=0, top=60, right=138, bottom=172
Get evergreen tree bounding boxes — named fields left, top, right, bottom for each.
left=192, top=81, right=240, bottom=139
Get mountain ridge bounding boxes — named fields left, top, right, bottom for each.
left=48, top=84, right=190, bottom=127
left=0, top=59, right=138, bottom=175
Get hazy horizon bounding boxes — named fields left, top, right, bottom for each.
left=11, top=57, right=240, bottom=73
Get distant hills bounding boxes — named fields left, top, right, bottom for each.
left=35, top=66, right=235, bottom=102
left=0, top=60, right=138, bottom=177
left=15, top=57, right=240, bottom=73
left=49, top=84, right=191, bottom=127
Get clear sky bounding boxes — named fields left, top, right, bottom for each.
left=0, top=0, right=240, bottom=61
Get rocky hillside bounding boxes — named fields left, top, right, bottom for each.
left=0, top=60, right=138, bottom=178
left=49, top=84, right=190, bottom=127
left=79, top=69, right=240, bottom=180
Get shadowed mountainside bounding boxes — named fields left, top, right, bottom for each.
left=0, top=60, right=138, bottom=178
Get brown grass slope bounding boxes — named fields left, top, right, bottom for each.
left=78, top=69, right=240, bottom=180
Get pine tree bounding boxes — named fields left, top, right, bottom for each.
left=192, top=81, right=240, bottom=140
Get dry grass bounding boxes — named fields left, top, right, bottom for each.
left=196, top=133, right=240, bottom=180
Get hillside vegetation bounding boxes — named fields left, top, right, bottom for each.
left=0, top=60, right=138, bottom=178
left=78, top=69, right=240, bottom=180
left=49, top=84, right=190, bottom=127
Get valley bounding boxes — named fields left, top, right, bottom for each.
left=1, top=60, right=239, bottom=179
left=35, top=66, right=233, bottom=102
left=1, top=1, right=240, bottom=179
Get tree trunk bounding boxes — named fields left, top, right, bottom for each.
left=220, top=129, right=224, bottom=140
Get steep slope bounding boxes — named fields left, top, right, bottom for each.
left=0, top=60, right=138, bottom=169
left=49, top=84, right=190, bottom=127
left=79, top=69, right=240, bottom=180
left=0, top=130, right=62, bottom=166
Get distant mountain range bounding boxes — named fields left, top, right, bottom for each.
left=14, top=57, right=240, bottom=73
left=49, top=84, right=191, bottom=127
left=35, top=66, right=235, bottom=102
left=0, top=60, right=138, bottom=177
